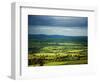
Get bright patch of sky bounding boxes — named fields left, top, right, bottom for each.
left=29, top=26, right=87, bottom=36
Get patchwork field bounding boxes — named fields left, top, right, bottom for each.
left=28, top=34, right=88, bottom=66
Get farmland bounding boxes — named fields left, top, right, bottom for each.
left=28, top=34, right=88, bottom=66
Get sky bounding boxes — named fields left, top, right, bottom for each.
left=28, top=15, right=88, bottom=36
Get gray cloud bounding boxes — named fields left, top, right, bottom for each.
left=28, top=15, right=88, bottom=27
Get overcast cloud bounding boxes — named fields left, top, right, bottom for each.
left=28, top=15, right=88, bottom=36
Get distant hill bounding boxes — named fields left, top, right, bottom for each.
left=28, top=34, right=88, bottom=43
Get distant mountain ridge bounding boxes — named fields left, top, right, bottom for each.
left=29, top=34, right=87, bottom=38
left=28, top=34, right=88, bottom=43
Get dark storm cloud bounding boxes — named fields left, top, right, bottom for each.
left=28, top=15, right=88, bottom=27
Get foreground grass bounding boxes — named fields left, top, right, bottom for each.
left=29, top=60, right=87, bottom=66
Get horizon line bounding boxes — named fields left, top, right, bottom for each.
left=28, top=34, right=88, bottom=37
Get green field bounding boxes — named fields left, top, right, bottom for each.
left=28, top=35, right=88, bottom=66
